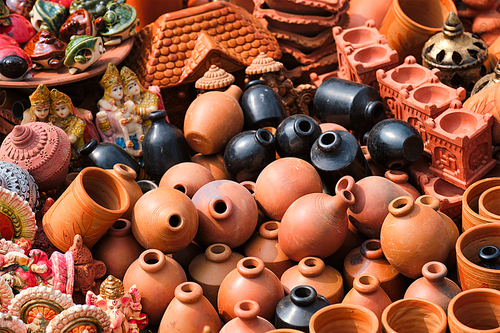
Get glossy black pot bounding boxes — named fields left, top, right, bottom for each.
left=240, top=80, right=286, bottom=129
left=275, top=114, right=321, bottom=162
left=477, top=245, right=500, bottom=270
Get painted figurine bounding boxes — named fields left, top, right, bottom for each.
left=94, top=1, right=138, bottom=46
left=21, top=84, right=51, bottom=124
left=64, top=35, right=105, bottom=74
left=29, top=0, right=67, bottom=35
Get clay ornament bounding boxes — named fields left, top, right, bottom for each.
left=29, top=0, right=68, bottom=35
left=69, top=0, right=114, bottom=18
left=64, top=35, right=105, bottom=74
left=21, top=84, right=51, bottom=124
left=58, top=8, right=96, bottom=44
left=0, top=45, right=33, bottom=80
left=0, top=13, right=36, bottom=44
left=23, top=30, right=66, bottom=70
left=94, top=1, right=138, bottom=46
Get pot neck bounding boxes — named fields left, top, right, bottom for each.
left=360, top=239, right=384, bottom=260
left=205, top=243, right=233, bottom=263
left=237, top=257, right=265, bottom=278
left=138, top=249, right=166, bottom=273
left=107, top=218, right=133, bottom=238
left=298, top=257, right=325, bottom=277
left=259, top=221, right=279, bottom=240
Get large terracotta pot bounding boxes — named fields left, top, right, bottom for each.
left=43, top=166, right=130, bottom=252
left=219, top=300, right=276, bottom=333
left=342, top=274, right=392, bottom=320
left=158, top=162, right=215, bottom=198
left=478, top=185, right=500, bottom=220
left=462, top=177, right=500, bottom=231
left=309, top=304, right=381, bottom=333
left=106, top=164, right=142, bottom=220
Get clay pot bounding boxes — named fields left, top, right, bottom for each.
left=131, top=187, right=199, bottom=253
left=123, top=249, right=187, bottom=326
left=255, top=157, right=323, bottom=221
left=462, top=177, right=500, bottom=231
left=404, top=261, right=461, bottom=312
left=191, top=153, right=230, bottom=180
left=361, top=145, right=386, bottom=176
left=171, top=241, right=204, bottom=273
left=380, top=196, right=450, bottom=279
left=275, top=114, right=322, bottom=162
left=381, top=298, right=447, bottom=333
left=158, top=162, right=215, bottom=198
left=266, top=330, right=304, bottom=333
left=281, top=257, right=344, bottom=305
left=240, top=180, right=267, bottom=228
left=343, top=239, right=409, bottom=302
left=219, top=300, right=276, bottom=333
left=309, top=304, right=380, bottom=333
left=243, top=221, right=294, bottom=279
left=448, top=288, right=500, bottom=333
left=478, top=185, right=500, bottom=220
left=342, top=274, right=392, bottom=320
left=218, top=257, right=285, bottom=322
left=278, top=189, right=354, bottom=261
left=42, top=166, right=130, bottom=252
left=319, top=123, right=348, bottom=133
left=184, top=85, right=244, bottom=155
left=477, top=245, right=500, bottom=269
left=192, top=180, right=258, bottom=248
left=384, top=170, right=420, bottom=200
left=106, top=164, right=142, bottom=220
left=91, top=218, right=145, bottom=280
left=188, top=243, right=244, bottom=308
left=158, top=281, right=222, bottom=333
left=240, top=80, right=286, bottom=130
left=335, top=175, right=411, bottom=239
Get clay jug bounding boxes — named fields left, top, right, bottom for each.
left=255, top=157, right=323, bottom=221
left=158, top=281, right=222, bottom=333
left=279, top=189, right=354, bottom=261
left=219, top=300, right=276, bottom=333
left=309, top=304, right=380, bottom=333
left=158, top=162, right=215, bottom=198
left=335, top=175, right=411, bottom=238
left=192, top=180, right=258, bottom=248
left=123, top=249, right=187, bottom=326
left=240, top=80, right=286, bottom=130
left=281, top=257, right=344, bottom=305
left=91, top=218, right=145, bottom=280
left=0, top=123, right=71, bottom=192
left=191, top=153, right=230, bottom=180
left=0, top=160, right=39, bottom=211
left=184, top=85, right=244, bottom=155
left=384, top=170, right=420, bottom=200
left=131, top=187, right=198, bottom=253
left=275, top=114, right=321, bottom=162
left=188, top=243, right=244, bottom=308
left=43, top=166, right=130, bottom=252
left=343, top=239, right=408, bottom=302
left=404, top=261, right=461, bottom=312
left=243, top=221, right=294, bottom=279
left=217, top=257, right=284, bottom=323
left=105, top=164, right=142, bottom=220
left=342, top=274, right=392, bottom=320
left=240, top=180, right=267, bottom=228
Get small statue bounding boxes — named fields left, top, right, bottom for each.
left=29, top=0, right=67, bottom=35
left=21, top=84, right=51, bottom=124
left=94, top=1, right=138, bottom=46
left=64, top=35, right=105, bottom=74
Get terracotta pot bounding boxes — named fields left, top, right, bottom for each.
left=188, top=243, right=244, bottom=308
left=448, top=288, right=500, bottom=333
left=381, top=298, right=447, bottom=333
left=106, top=164, right=142, bottom=220
left=243, top=221, right=294, bottom=279
left=217, top=257, right=284, bottom=322
left=462, top=177, right=500, bottom=231
left=131, top=187, right=198, bottom=253
left=42, top=166, right=130, bottom=252
left=191, top=153, right=230, bottom=180
left=404, top=261, right=461, bottom=312
left=255, top=157, right=323, bottom=221
left=219, top=300, right=276, bottom=333
left=278, top=189, right=354, bottom=261
left=281, top=257, right=344, bottom=305
left=171, top=241, right=204, bottom=273
left=123, top=249, right=187, bottom=326
left=240, top=180, right=267, bottom=228
left=384, top=170, right=420, bottom=200
left=192, top=180, right=258, bottom=248
left=158, top=281, right=222, bottom=333
left=342, top=274, right=392, bottom=320
left=309, top=304, right=381, bottom=333
left=266, top=330, right=304, bottom=333
left=478, top=185, right=500, bottom=220
left=91, top=218, right=145, bottom=280
left=343, top=239, right=409, bottom=302
left=137, top=179, right=158, bottom=194
left=159, top=162, right=215, bottom=198
left=361, top=145, right=387, bottom=176
left=126, top=0, right=182, bottom=31
left=184, top=85, right=244, bottom=155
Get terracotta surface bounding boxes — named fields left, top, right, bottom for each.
left=105, top=164, right=142, bottom=220
left=126, top=0, right=183, bottom=32
left=346, top=0, right=393, bottom=28
left=461, top=177, right=500, bottom=231
left=219, top=300, right=276, bottom=333
left=309, top=303, right=381, bottom=333
left=342, top=274, right=392, bottom=320
left=159, top=162, right=215, bottom=198
left=191, top=153, right=230, bottom=180
left=478, top=185, right=500, bottom=219
left=384, top=170, right=420, bottom=200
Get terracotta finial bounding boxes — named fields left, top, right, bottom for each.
left=99, top=275, right=125, bottom=300
left=245, top=52, right=283, bottom=75
left=195, top=65, right=235, bottom=90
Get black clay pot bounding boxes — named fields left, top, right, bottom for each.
left=223, top=128, right=276, bottom=182
left=477, top=245, right=500, bottom=270
left=310, top=130, right=371, bottom=195
left=240, top=80, right=286, bottom=129
left=366, top=119, right=423, bottom=170
left=80, top=139, right=141, bottom=177
left=275, top=114, right=321, bottom=162
left=142, top=110, right=191, bottom=182
left=313, top=77, right=385, bottom=133
left=275, top=285, right=330, bottom=332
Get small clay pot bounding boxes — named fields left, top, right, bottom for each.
left=191, top=152, right=230, bottom=180
left=159, top=162, right=215, bottom=198
left=309, top=304, right=380, bottom=333
left=342, top=274, right=392, bottom=320
left=240, top=80, right=286, bottom=130
left=462, top=177, right=500, bottom=231
left=382, top=298, right=447, bottom=333
left=384, top=170, right=420, bottom=200
left=219, top=300, right=276, bottom=333
left=275, top=114, right=321, bottom=162
left=106, top=164, right=142, bottom=220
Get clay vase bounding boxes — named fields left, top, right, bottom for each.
left=278, top=189, right=354, bottom=261
left=123, top=249, right=187, bottom=326
left=240, top=80, right=286, bottom=130
left=217, top=257, right=285, bottom=322
left=382, top=298, right=447, bottom=333
left=188, top=243, right=244, bottom=308
left=342, top=274, right=392, bottom=320
left=240, top=180, right=267, bottom=228
left=131, top=187, right=198, bottom=253
left=309, top=304, right=380, bottom=333
left=380, top=196, right=450, bottom=279
left=0, top=123, right=71, bottom=192
left=142, top=110, right=191, bottom=182
left=281, top=257, right=344, bottom=305
left=343, top=239, right=408, bottom=302
left=335, top=175, right=410, bottom=239
left=243, top=221, right=294, bottom=279
left=91, top=218, right=145, bottom=280
left=105, top=164, right=142, bottom=220
left=404, top=261, right=461, bottom=312
left=184, top=85, right=244, bottom=155
left=0, top=160, right=39, bottom=211
left=275, top=114, right=322, bottom=162
left=191, top=153, right=230, bottom=180
left=42, top=166, right=130, bottom=252
left=462, top=177, right=500, bottom=231
left=158, top=162, right=215, bottom=198
left=478, top=185, right=500, bottom=220
left=384, top=170, right=420, bottom=200
left=448, top=288, right=500, bottom=333
left=191, top=180, right=258, bottom=248
left=158, top=281, right=222, bottom=333
left=219, top=300, right=276, bottom=333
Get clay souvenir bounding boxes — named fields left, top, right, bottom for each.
left=58, top=8, right=96, bottom=44
left=0, top=13, right=35, bottom=44
left=63, top=35, right=104, bottom=74
left=29, top=0, right=68, bottom=35
left=70, top=0, right=114, bottom=20
left=240, top=80, right=286, bottom=130
left=0, top=161, right=39, bottom=211
left=0, top=314, right=27, bottom=333
left=27, top=313, right=48, bottom=333
left=0, top=0, right=10, bottom=26
left=0, top=45, right=33, bottom=80
left=21, top=84, right=51, bottom=124
left=45, top=304, right=111, bottom=333
left=0, top=187, right=37, bottom=242
left=94, top=1, right=138, bottom=46
left=274, top=114, right=321, bottom=162
left=79, top=139, right=141, bottom=176
left=0, top=34, right=19, bottom=47
left=342, top=274, right=391, bottom=321
left=23, top=30, right=66, bottom=70
left=5, top=0, right=35, bottom=18
left=195, top=65, right=235, bottom=94
left=219, top=300, right=276, bottom=333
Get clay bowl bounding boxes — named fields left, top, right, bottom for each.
left=412, top=85, right=452, bottom=105
left=354, top=45, right=389, bottom=63
left=478, top=185, right=500, bottom=220
left=309, top=304, right=380, bottom=333
left=342, top=28, right=379, bottom=48
left=462, top=177, right=500, bottom=231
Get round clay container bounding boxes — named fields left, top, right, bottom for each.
left=309, top=303, right=380, bottom=333
left=382, top=298, right=447, bottom=333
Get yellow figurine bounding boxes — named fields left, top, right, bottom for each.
left=22, top=84, right=51, bottom=124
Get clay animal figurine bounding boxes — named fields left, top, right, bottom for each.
left=0, top=45, right=33, bottom=80
left=69, top=0, right=116, bottom=18
left=63, top=34, right=105, bottom=74
left=29, top=0, right=68, bottom=35
left=23, top=30, right=67, bottom=70
left=21, top=84, right=51, bottom=124
left=58, top=8, right=96, bottom=44
left=0, top=0, right=11, bottom=26
left=5, top=0, right=36, bottom=18
left=94, top=1, right=138, bottom=45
